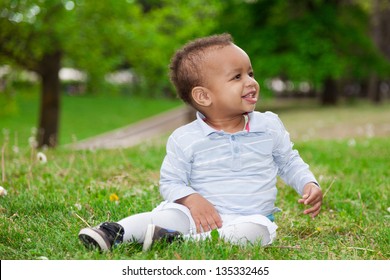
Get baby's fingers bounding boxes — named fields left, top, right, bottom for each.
left=299, top=188, right=322, bottom=205
left=303, top=201, right=322, bottom=218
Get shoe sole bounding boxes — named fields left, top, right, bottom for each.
left=79, top=228, right=110, bottom=251
left=142, top=224, right=155, bottom=252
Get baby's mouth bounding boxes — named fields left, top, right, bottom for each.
left=242, top=93, right=257, bottom=104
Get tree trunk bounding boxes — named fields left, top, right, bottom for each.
left=368, top=74, right=381, bottom=104
left=321, top=77, right=338, bottom=105
left=37, top=51, right=62, bottom=148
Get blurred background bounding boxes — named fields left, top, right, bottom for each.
left=1, top=0, right=389, bottom=148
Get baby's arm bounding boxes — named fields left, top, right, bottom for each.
left=268, top=113, right=323, bottom=218
left=160, top=131, right=222, bottom=232
left=298, top=182, right=323, bottom=218
left=176, top=193, right=222, bottom=233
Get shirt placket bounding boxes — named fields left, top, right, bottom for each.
left=230, top=135, right=242, bottom=171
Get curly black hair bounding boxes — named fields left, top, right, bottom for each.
left=169, top=33, right=233, bottom=105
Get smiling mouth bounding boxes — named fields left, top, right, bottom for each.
left=242, top=93, right=257, bottom=104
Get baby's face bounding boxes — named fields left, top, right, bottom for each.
left=201, top=44, right=260, bottom=116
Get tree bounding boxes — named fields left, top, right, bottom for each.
left=123, top=0, right=221, bottom=98
left=0, top=0, right=220, bottom=147
left=0, top=1, right=141, bottom=147
left=368, top=0, right=390, bottom=103
left=215, top=0, right=390, bottom=105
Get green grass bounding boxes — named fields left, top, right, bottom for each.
left=0, top=137, right=388, bottom=260
left=0, top=96, right=389, bottom=260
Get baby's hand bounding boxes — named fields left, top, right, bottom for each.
left=176, top=193, right=222, bottom=233
left=298, top=182, right=323, bottom=218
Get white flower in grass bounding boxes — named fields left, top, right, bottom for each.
left=28, top=136, right=38, bottom=148
left=37, top=152, right=47, bottom=163
left=0, top=186, right=7, bottom=197
left=387, top=207, right=390, bottom=213
left=74, top=203, right=82, bottom=210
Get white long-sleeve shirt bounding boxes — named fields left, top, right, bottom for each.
left=159, top=110, right=318, bottom=217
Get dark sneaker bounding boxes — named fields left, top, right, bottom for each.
left=142, top=224, right=182, bottom=251
left=78, top=222, right=124, bottom=251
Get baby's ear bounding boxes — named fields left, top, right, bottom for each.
left=191, top=86, right=212, bottom=107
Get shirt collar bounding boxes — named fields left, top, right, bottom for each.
left=247, top=111, right=267, bottom=133
left=195, top=111, right=267, bottom=136
left=196, top=111, right=218, bottom=136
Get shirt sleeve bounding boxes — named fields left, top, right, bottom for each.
left=268, top=112, right=319, bottom=195
left=159, top=134, right=197, bottom=202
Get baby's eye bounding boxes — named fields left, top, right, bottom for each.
left=249, top=71, right=254, bottom=77
left=233, top=74, right=241, bottom=80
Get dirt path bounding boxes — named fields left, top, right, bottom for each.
left=69, top=106, right=195, bottom=150
left=69, top=101, right=390, bottom=150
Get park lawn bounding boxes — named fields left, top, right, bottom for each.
left=0, top=134, right=389, bottom=259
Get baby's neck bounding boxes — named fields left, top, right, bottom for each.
left=204, top=114, right=246, bottom=133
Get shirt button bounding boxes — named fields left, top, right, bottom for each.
left=231, top=135, right=236, bottom=141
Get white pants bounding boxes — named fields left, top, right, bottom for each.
left=118, top=201, right=277, bottom=246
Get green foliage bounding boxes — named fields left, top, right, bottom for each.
left=0, top=0, right=221, bottom=96
left=122, top=0, right=222, bottom=97
left=0, top=0, right=72, bottom=68
left=2, top=0, right=389, bottom=102
left=1, top=0, right=389, bottom=99
left=215, top=0, right=390, bottom=93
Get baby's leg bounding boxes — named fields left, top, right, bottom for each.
left=218, top=222, right=272, bottom=246
left=218, top=214, right=277, bottom=246
left=117, top=212, right=152, bottom=243
left=118, top=203, right=192, bottom=243
left=183, top=214, right=277, bottom=246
